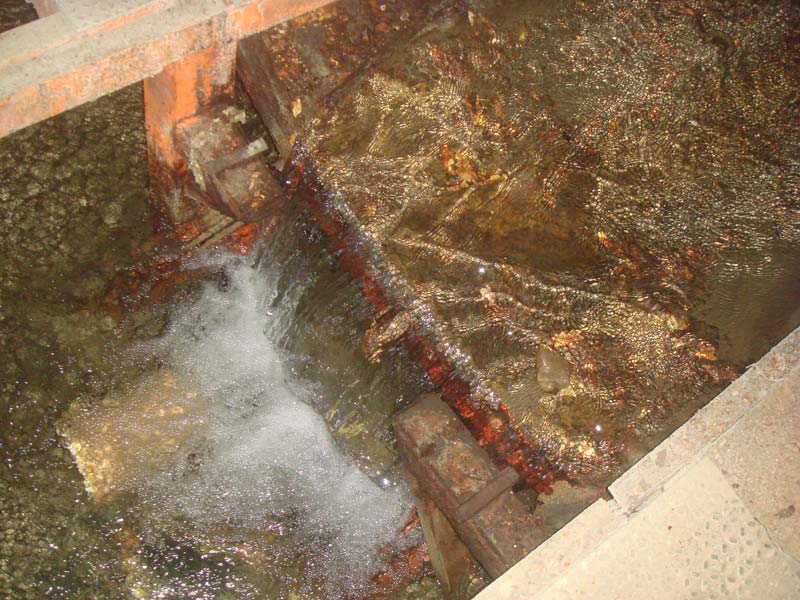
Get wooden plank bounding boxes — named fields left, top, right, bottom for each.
left=395, top=394, right=547, bottom=579
left=205, top=137, right=270, bottom=175
left=454, top=467, right=520, bottom=525
left=404, top=469, right=479, bottom=599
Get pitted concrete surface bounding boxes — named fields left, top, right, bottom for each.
left=478, top=325, right=800, bottom=600
left=541, top=458, right=800, bottom=600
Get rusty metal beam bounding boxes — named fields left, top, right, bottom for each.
left=0, top=0, right=336, bottom=139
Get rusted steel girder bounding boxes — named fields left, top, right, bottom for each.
left=395, top=395, right=546, bottom=579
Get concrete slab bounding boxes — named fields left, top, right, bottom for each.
left=29, top=0, right=58, bottom=18
left=540, top=458, right=800, bottom=600
left=483, top=499, right=625, bottom=600
left=0, top=0, right=337, bottom=138
left=708, top=364, right=800, bottom=562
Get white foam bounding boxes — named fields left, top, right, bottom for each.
left=137, top=251, right=413, bottom=596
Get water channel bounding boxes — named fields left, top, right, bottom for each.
left=1, top=1, right=799, bottom=598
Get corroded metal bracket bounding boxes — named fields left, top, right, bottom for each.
left=454, top=467, right=520, bottom=525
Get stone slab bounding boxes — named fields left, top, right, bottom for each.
left=542, top=458, right=800, bottom=600
left=0, top=0, right=337, bottom=138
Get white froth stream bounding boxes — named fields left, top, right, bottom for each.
left=103, top=252, right=414, bottom=597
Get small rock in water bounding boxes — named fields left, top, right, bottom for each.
left=535, top=345, right=572, bottom=393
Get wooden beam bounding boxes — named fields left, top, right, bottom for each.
left=395, top=395, right=547, bottom=579
left=405, top=468, right=481, bottom=599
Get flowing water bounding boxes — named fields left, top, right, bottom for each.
left=59, top=243, right=430, bottom=599
left=0, top=85, right=438, bottom=598
left=296, top=0, right=800, bottom=486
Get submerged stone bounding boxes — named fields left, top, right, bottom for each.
left=58, top=369, right=209, bottom=503
left=535, top=345, right=571, bottom=394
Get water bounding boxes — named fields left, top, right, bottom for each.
left=60, top=248, right=423, bottom=598
left=298, top=0, right=800, bottom=487
left=0, top=86, right=436, bottom=598
left=0, top=0, right=37, bottom=34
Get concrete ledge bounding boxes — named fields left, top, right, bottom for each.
left=0, top=0, right=336, bottom=138
left=483, top=499, right=625, bottom=599
left=540, top=458, right=800, bottom=600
